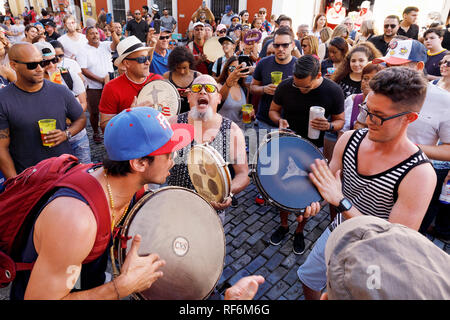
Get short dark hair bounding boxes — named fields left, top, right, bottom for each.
left=293, top=55, right=321, bottom=79
left=329, top=37, right=349, bottom=56
left=50, top=40, right=64, bottom=51
left=385, top=15, right=400, bottom=23
left=369, top=67, right=427, bottom=113
left=276, top=15, right=292, bottom=26
left=423, top=28, right=444, bottom=38
left=168, top=46, right=195, bottom=72
left=143, top=5, right=149, bottom=11
left=403, top=6, right=419, bottom=15
left=103, top=156, right=154, bottom=177
left=273, top=26, right=294, bottom=42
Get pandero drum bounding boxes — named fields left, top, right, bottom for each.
left=137, top=79, right=181, bottom=118
left=117, top=186, right=225, bottom=300
left=203, top=37, right=224, bottom=63
left=188, top=143, right=232, bottom=203
left=251, top=130, right=325, bottom=214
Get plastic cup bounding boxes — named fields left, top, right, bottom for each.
left=242, top=104, right=254, bottom=124
left=38, top=119, right=56, bottom=147
left=308, top=106, right=325, bottom=140
left=271, top=71, right=283, bottom=86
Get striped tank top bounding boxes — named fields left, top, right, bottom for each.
left=330, top=129, right=430, bottom=230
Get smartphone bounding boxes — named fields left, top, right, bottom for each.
left=202, top=1, right=206, bottom=8
left=238, top=55, right=252, bottom=73
left=154, top=19, right=161, bottom=34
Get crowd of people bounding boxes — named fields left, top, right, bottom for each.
left=0, top=1, right=449, bottom=301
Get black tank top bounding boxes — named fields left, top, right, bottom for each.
left=168, top=71, right=198, bottom=114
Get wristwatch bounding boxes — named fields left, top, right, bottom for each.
left=336, top=198, right=352, bottom=213
left=328, top=122, right=334, bottom=131
left=65, top=129, right=72, bottom=140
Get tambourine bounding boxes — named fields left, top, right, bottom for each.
left=203, top=37, right=224, bottom=62
left=251, top=130, right=325, bottom=213
left=188, top=143, right=232, bottom=203
left=244, top=29, right=262, bottom=44
left=117, top=187, right=225, bottom=300
left=137, top=80, right=181, bottom=118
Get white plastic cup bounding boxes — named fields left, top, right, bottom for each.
left=308, top=106, right=325, bottom=139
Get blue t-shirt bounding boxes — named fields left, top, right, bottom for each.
left=252, top=55, right=297, bottom=126
left=150, top=49, right=171, bottom=76
left=0, top=80, right=83, bottom=173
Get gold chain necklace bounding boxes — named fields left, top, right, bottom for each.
left=104, top=171, right=130, bottom=232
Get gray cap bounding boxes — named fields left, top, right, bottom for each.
left=325, top=216, right=450, bottom=300
left=33, top=41, right=55, bottom=57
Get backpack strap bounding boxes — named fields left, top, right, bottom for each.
left=59, top=68, right=74, bottom=91
left=56, top=165, right=111, bottom=264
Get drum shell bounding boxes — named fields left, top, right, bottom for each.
left=251, top=131, right=325, bottom=213
left=117, top=186, right=225, bottom=300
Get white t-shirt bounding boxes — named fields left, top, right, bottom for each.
left=407, top=83, right=450, bottom=145
left=76, top=41, right=114, bottom=89
left=9, top=24, right=25, bottom=43
left=58, top=33, right=88, bottom=60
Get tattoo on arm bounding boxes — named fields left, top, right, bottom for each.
left=0, top=128, right=10, bottom=139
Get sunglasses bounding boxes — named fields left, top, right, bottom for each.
left=169, top=41, right=176, bottom=45
left=13, top=59, right=56, bottom=70
left=124, top=56, right=151, bottom=63
left=301, top=44, right=309, bottom=48
left=358, top=103, right=412, bottom=126
left=272, top=42, right=290, bottom=49
left=218, top=30, right=227, bottom=34
left=384, top=24, right=397, bottom=29
left=259, top=11, right=266, bottom=14
left=439, top=60, right=450, bottom=67
left=190, top=84, right=218, bottom=93
left=159, top=35, right=171, bottom=40
left=56, top=54, right=65, bottom=60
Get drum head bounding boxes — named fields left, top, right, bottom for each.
left=188, top=145, right=231, bottom=203
left=204, top=37, right=224, bottom=62
left=137, top=80, right=181, bottom=118
left=120, top=187, right=225, bottom=300
left=254, top=136, right=324, bottom=212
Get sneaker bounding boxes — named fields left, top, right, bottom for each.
left=293, top=232, right=306, bottom=255
left=270, top=226, right=289, bottom=246
left=255, top=194, right=265, bottom=205
left=231, top=196, right=238, bottom=208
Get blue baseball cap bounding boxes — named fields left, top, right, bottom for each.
left=104, top=107, right=194, bottom=161
left=225, top=5, right=232, bottom=12
left=373, top=39, right=427, bottom=65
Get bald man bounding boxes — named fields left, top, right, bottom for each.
left=0, top=43, right=86, bottom=178
left=167, top=75, right=250, bottom=222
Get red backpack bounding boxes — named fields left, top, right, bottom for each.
left=0, top=154, right=111, bottom=288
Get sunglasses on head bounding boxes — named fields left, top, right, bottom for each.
left=190, top=84, right=218, bottom=93
left=13, top=58, right=57, bottom=70
left=439, top=60, right=450, bottom=67
left=384, top=24, right=397, bottom=29
left=124, top=56, right=151, bottom=63
left=159, top=35, right=171, bottom=40
left=273, top=42, right=290, bottom=49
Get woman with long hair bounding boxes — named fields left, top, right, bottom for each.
left=320, top=37, right=349, bottom=77
left=163, top=46, right=199, bottom=114
left=355, top=19, right=377, bottom=43
left=331, top=42, right=382, bottom=98
left=217, top=56, right=250, bottom=130
left=0, top=40, right=16, bottom=88
left=21, top=24, right=38, bottom=43
left=239, top=10, right=251, bottom=29
left=432, top=52, right=450, bottom=92
left=312, top=14, right=327, bottom=42
left=301, top=35, right=319, bottom=58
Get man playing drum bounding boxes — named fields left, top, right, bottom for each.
left=99, top=36, right=163, bottom=132
left=268, top=55, right=345, bottom=255
left=167, top=74, right=250, bottom=223
left=9, top=107, right=194, bottom=299
left=297, top=67, right=436, bottom=300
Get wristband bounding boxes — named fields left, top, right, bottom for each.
left=65, top=129, right=72, bottom=140
left=112, top=278, right=121, bottom=300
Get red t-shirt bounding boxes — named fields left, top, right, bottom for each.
left=99, top=73, right=163, bottom=115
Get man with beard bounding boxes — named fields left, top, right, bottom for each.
left=125, top=10, right=150, bottom=43
left=296, top=67, right=436, bottom=300
left=369, top=15, right=400, bottom=55
left=0, top=43, right=86, bottom=178
left=167, top=74, right=250, bottom=223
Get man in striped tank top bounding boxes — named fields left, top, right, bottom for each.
left=297, top=67, right=437, bottom=300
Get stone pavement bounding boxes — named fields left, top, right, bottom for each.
left=1, top=113, right=449, bottom=300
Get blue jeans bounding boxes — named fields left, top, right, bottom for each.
left=69, top=129, right=92, bottom=164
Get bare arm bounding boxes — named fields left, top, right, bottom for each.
left=76, top=92, right=87, bottom=112
left=0, top=128, right=17, bottom=178
left=229, top=122, right=250, bottom=195
left=268, top=100, right=284, bottom=127
left=250, top=78, right=276, bottom=96
left=100, top=113, right=116, bottom=133
left=417, top=143, right=450, bottom=161
left=81, top=68, right=105, bottom=84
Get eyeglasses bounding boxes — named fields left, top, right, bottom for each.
left=190, top=84, right=218, bottom=93
left=301, top=44, right=309, bottom=48
left=124, top=56, right=151, bottom=63
left=358, top=103, right=412, bottom=126
left=159, top=35, right=171, bottom=40
left=439, top=60, right=450, bottom=67
left=55, top=54, right=65, bottom=60
left=13, top=59, right=56, bottom=69
left=384, top=24, right=398, bottom=29
left=292, top=81, right=314, bottom=90
left=273, top=42, right=290, bottom=49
